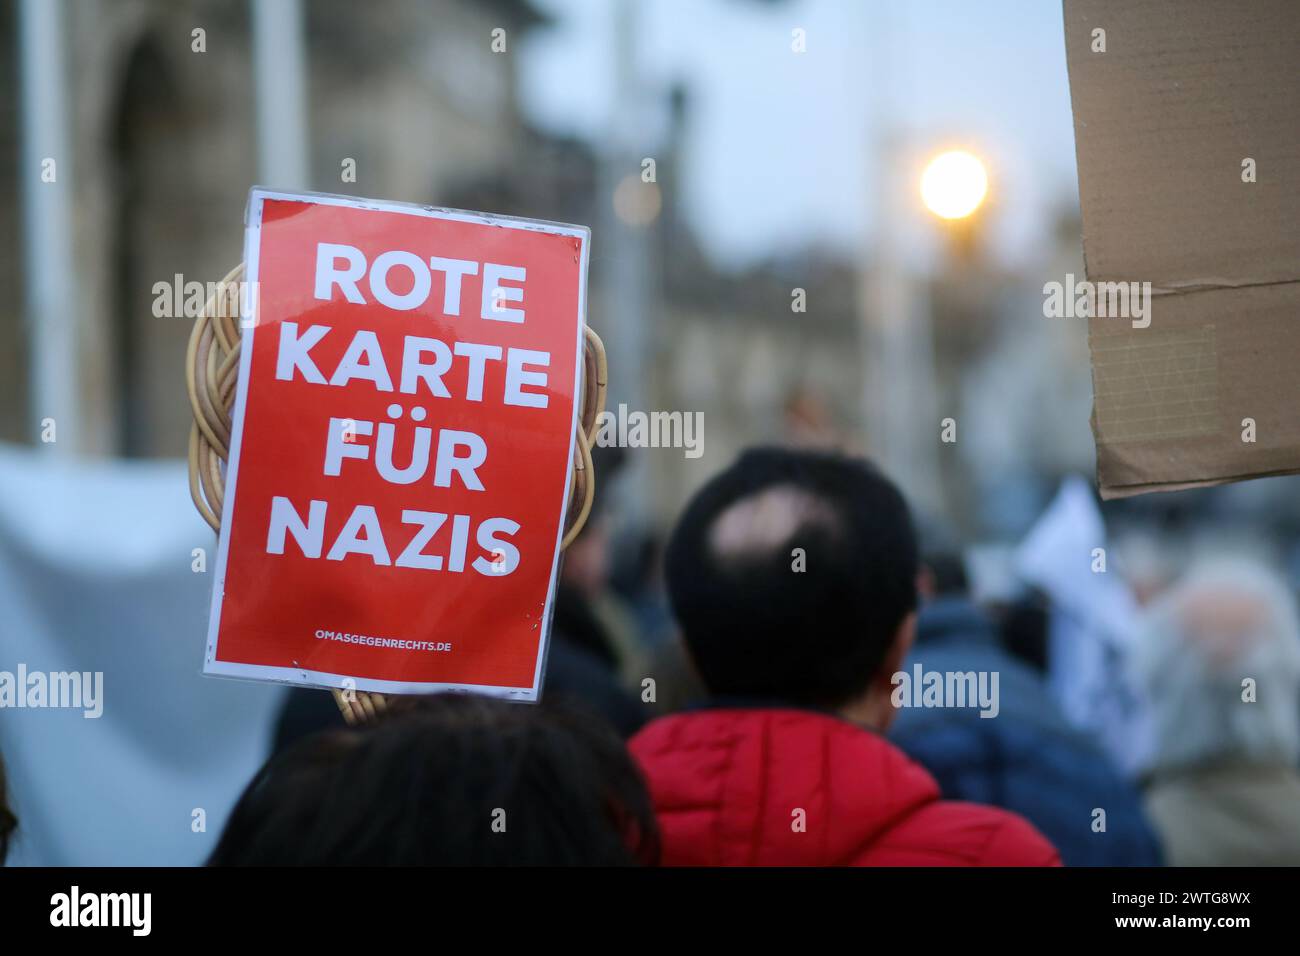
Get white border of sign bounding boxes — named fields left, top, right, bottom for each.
left=202, top=187, right=590, bottom=701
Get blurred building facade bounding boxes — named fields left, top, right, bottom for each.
left=2, top=0, right=1101, bottom=535
left=0, top=0, right=870, bottom=527
left=1, top=0, right=544, bottom=456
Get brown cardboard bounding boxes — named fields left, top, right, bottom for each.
left=1063, top=0, right=1300, bottom=498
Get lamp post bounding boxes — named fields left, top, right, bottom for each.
left=861, top=145, right=989, bottom=515
left=920, top=148, right=988, bottom=262
left=19, top=0, right=77, bottom=454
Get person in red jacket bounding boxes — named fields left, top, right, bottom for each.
left=630, top=447, right=1061, bottom=867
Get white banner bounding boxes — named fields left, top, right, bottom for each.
left=0, top=444, right=284, bottom=865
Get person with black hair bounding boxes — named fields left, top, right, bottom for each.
left=211, top=694, right=659, bottom=866
left=0, top=754, right=15, bottom=865
left=543, top=443, right=649, bottom=737
left=630, top=447, right=1060, bottom=866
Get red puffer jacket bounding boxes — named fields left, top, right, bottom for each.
left=630, top=708, right=1062, bottom=867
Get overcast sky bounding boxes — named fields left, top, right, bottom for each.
left=519, top=0, right=1082, bottom=271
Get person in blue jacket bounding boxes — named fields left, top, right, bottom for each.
left=889, top=556, right=1163, bottom=867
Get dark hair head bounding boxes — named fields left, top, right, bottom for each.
left=0, top=754, right=15, bottom=865
left=665, top=446, right=918, bottom=709
left=922, top=551, right=969, bottom=597
left=209, top=694, right=658, bottom=866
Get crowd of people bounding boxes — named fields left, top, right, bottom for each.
left=3, top=444, right=1299, bottom=866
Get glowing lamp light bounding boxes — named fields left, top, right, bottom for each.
left=920, top=150, right=988, bottom=220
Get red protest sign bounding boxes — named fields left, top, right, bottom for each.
left=203, top=189, right=588, bottom=699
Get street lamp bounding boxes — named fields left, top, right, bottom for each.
left=920, top=149, right=988, bottom=221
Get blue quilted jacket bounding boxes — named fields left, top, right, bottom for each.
left=890, top=597, right=1163, bottom=867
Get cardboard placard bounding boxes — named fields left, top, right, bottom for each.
left=203, top=189, right=589, bottom=699
left=1063, top=0, right=1300, bottom=497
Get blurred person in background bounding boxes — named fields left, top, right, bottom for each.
left=890, top=550, right=1163, bottom=866
left=1131, top=560, right=1300, bottom=866
left=609, top=532, right=677, bottom=655
left=624, top=531, right=708, bottom=716
left=0, top=754, right=15, bottom=865
left=544, top=444, right=648, bottom=736
left=630, top=447, right=1060, bottom=866
left=211, top=695, right=659, bottom=866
